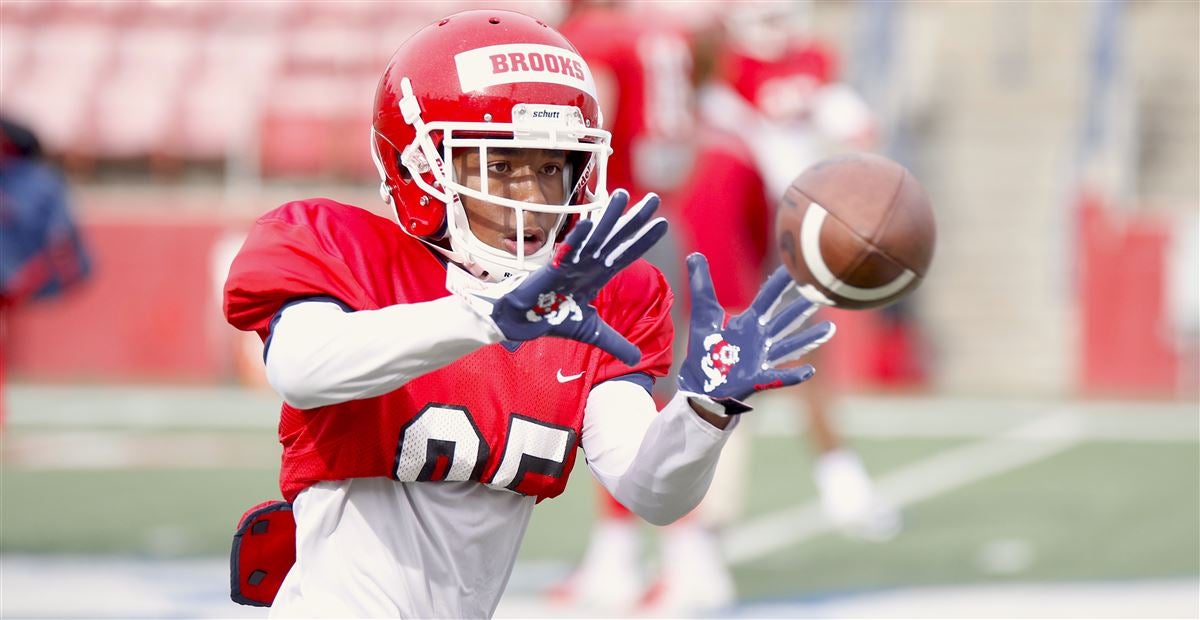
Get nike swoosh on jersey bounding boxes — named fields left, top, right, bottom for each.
left=556, top=369, right=585, bottom=383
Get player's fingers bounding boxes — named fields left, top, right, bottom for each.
left=764, top=294, right=818, bottom=338
left=574, top=316, right=641, bottom=366
left=758, top=364, right=817, bottom=390
left=505, top=268, right=552, bottom=309
left=767, top=321, right=836, bottom=366
left=585, top=189, right=629, bottom=258
left=686, top=253, right=725, bottom=327
left=600, top=193, right=660, bottom=256
left=604, top=217, right=667, bottom=270
left=750, top=266, right=794, bottom=318
left=558, top=219, right=595, bottom=265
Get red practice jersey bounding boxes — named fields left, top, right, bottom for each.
left=675, top=129, right=772, bottom=314
left=224, top=199, right=673, bottom=503
left=559, top=8, right=695, bottom=202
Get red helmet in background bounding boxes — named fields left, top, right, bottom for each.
left=717, top=41, right=837, bottom=121
left=372, top=10, right=611, bottom=280
left=716, top=0, right=837, bottom=122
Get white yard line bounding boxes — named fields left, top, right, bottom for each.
left=751, top=395, right=1199, bottom=442
left=3, top=554, right=1193, bottom=619
left=9, top=384, right=1197, bottom=437
left=1, top=432, right=279, bottom=470
left=6, top=384, right=281, bottom=429
left=730, top=578, right=1200, bottom=619
left=723, top=410, right=1090, bottom=564
left=3, top=395, right=1194, bottom=470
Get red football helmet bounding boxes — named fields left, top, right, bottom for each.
left=717, top=41, right=836, bottom=121
left=372, top=10, right=611, bottom=281
left=716, top=0, right=835, bottom=121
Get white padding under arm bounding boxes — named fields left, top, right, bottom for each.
left=581, top=382, right=738, bottom=526
left=265, top=297, right=502, bottom=410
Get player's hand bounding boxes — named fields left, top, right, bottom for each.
left=677, top=253, right=836, bottom=413
left=485, top=190, right=668, bottom=365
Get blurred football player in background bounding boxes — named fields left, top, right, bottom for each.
left=687, top=0, right=902, bottom=540
left=551, top=1, right=707, bottom=612
left=221, top=10, right=834, bottom=617
left=0, top=116, right=91, bottom=426
left=681, top=0, right=903, bottom=555
left=555, top=2, right=901, bottom=614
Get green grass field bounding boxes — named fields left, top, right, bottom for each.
left=2, top=386, right=1197, bottom=617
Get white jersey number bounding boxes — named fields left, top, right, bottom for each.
left=394, top=404, right=576, bottom=495
left=395, top=404, right=489, bottom=483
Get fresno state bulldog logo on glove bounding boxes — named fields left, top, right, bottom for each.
left=526, top=291, right=584, bottom=325
left=701, top=333, right=741, bottom=393
left=678, top=254, right=835, bottom=408
left=481, top=191, right=669, bottom=367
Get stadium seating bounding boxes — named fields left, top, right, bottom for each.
left=0, top=1, right=469, bottom=180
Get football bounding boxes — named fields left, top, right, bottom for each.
left=776, top=153, right=936, bottom=309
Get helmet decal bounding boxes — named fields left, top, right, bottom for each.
left=455, top=44, right=598, bottom=99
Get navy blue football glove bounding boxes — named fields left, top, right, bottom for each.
left=486, top=190, right=668, bottom=365
left=677, top=253, right=836, bottom=413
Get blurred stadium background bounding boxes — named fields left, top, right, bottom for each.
left=1, top=0, right=1196, bottom=618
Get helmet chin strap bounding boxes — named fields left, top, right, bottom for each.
left=448, top=233, right=504, bottom=282
left=464, top=259, right=507, bottom=282
left=458, top=208, right=566, bottom=282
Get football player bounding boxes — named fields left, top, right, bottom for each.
left=553, top=3, right=896, bottom=614
left=678, top=0, right=900, bottom=547
left=222, top=10, right=834, bottom=618
left=551, top=2, right=702, bottom=611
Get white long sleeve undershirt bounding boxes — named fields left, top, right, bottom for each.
left=264, top=298, right=503, bottom=410
left=265, top=299, right=734, bottom=525
left=580, top=381, right=736, bottom=525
